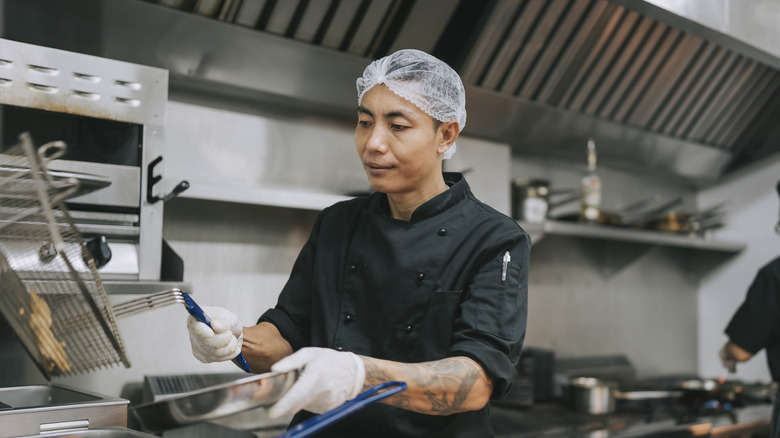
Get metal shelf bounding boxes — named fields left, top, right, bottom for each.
left=177, top=182, right=352, bottom=211
left=519, top=220, right=745, bottom=253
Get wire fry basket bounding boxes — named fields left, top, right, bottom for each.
left=0, top=133, right=130, bottom=378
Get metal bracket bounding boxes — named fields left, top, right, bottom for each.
left=146, top=156, right=189, bottom=204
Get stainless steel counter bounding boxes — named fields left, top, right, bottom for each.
left=491, top=401, right=773, bottom=438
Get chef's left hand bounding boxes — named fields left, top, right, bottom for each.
left=268, top=347, right=365, bottom=418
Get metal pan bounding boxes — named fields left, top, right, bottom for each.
left=568, top=377, right=682, bottom=415
left=132, top=369, right=298, bottom=432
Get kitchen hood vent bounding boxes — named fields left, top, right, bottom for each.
left=143, top=0, right=780, bottom=181
left=4, top=0, right=779, bottom=184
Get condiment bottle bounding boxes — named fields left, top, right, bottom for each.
left=579, top=138, right=601, bottom=224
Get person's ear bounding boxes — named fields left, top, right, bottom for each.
left=437, top=121, right=460, bottom=155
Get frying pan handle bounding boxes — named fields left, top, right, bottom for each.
left=275, top=381, right=407, bottom=438
left=181, top=292, right=252, bottom=373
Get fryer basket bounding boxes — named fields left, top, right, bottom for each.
left=0, top=133, right=129, bottom=378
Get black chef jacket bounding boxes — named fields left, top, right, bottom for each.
left=725, top=255, right=780, bottom=380
left=259, top=173, right=530, bottom=437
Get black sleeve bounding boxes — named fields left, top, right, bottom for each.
left=725, top=259, right=780, bottom=354
left=447, top=228, right=530, bottom=399
left=257, top=212, right=324, bottom=351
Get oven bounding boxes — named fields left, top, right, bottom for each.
left=0, top=37, right=185, bottom=293
left=0, top=38, right=187, bottom=435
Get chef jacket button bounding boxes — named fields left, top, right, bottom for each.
left=405, top=325, right=413, bottom=333
left=438, top=228, right=446, bottom=236
left=337, top=346, right=343, bottom=351
left=349, top=264, right=357, bottom=272
left=345, top=313, right=354, bottom=322
left=417, top=272, right=425, bottom=281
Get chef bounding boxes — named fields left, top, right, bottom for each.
left=187, top=49, right=530, bottom=437
left=720, top=179, right=780, bottom=438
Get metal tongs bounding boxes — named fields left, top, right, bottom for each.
left=110, top=288, right=252, bottom=373
left=275, top=381, right=407, bottom=438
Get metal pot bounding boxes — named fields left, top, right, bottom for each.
left=568, top=377, right=682, bottom=415
left=569, top=377, right=618, bottom=414
left=512, top=178, right=550, bottom=223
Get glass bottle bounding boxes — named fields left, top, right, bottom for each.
left=579, top=138, right=601, bottom=224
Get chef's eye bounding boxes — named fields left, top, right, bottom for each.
left=391, top=124, right=409, bottom=131
left=358, top=120, right=372, bottom=128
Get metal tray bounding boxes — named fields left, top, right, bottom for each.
left=0, top=384, right=129, bottom=437
left=132, top=369, right=298, bottom=432
left=17, top=427, right=157, bottom=437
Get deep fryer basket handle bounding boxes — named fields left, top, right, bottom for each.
left=274, top=381, right=407, bottom=438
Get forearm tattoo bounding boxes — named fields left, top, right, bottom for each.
left=363, top=356, right=490, bottom=415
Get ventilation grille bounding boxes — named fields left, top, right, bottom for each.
left=148, top=0, right=780, bottom=154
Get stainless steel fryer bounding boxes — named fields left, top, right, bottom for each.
left=0, top=384, right=129, bottom=437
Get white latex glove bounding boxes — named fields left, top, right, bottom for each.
left=186, top=306, right=243, bottom=363
left=268, top=347, right=366, bottom=418
left=719, top=345, right=737, bottom=374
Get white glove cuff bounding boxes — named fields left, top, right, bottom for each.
left=348, top=353, right=366, bottom=400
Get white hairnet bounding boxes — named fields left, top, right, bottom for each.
left=356, top=49, right=466, bottom=159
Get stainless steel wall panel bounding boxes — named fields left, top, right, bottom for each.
left=727, top=0, right=780, bottom=60
left=460, top=0, right=524, bottom=85
left=481, top=0, right=544, bottom=90
left=389, top=0, right=458, bottom=55
left=500, top=0, right=568, bottom=94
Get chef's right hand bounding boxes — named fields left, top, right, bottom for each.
left=719, top=344, right=737, bottom=374
left=187, top=306, right=243, bottom=363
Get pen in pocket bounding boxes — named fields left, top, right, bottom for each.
left=502, top=251, right=511, bottom=281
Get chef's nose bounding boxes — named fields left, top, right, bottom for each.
left=365, top=126, right=389, bottom=154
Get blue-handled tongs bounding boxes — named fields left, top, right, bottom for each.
left=182, top=292, right=252, bottom=373
left=275, top=381, right=407, bottom=438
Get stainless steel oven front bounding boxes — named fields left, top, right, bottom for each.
left=0, top=37, right=184, bottom=294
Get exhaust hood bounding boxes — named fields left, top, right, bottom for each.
left=2, top=0, right=779, bottom=185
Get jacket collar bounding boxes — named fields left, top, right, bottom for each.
left=368, top=172, right=469, bottom=222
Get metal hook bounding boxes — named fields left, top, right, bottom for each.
left=146, top=156, right=189, bottom=204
